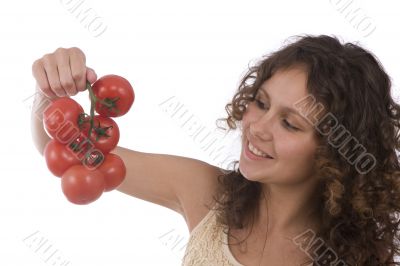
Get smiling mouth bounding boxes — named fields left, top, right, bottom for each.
left=246, top=139, right=274, bottom=159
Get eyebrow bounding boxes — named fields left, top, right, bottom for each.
left=257, top=88, right=309, bottom=123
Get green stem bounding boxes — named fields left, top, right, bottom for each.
left=85, top=80, right=117, bottom=137
left=86, top=80, right=96, bottom=139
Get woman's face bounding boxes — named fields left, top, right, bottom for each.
left=239, top=67, right=320, bottom=186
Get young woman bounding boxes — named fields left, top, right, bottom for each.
left=31, top=35, right=400, bottom=265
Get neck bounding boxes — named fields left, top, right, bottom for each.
left=255, top=179, right=322, bottom=239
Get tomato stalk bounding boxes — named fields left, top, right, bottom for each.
left=85, top=80, right=121, bottom=137
left=86, top=81, right=96, bottom=139
left=86, top=80, right=121, bottom=114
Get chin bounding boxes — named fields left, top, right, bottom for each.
left=239, top=163, right=266, bottom=182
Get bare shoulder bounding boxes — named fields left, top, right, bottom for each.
left=176, top=163, right=224, bottom=233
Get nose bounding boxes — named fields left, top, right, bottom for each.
left=249, top=112, right=274, bottom=141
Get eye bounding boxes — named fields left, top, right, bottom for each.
left=255, top=99, right=266, bottom=109
left=283, top=119, right=299, bottom=131
left=254, top=98, right=299, bottom=131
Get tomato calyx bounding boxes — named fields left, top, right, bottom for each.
left=91, top=120, right=113, bottom=142
left=77, top=114, right=114, bottom=142
left=98, top=97, right=121, bottom=115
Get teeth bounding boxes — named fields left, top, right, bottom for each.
left=248, top=142, right=270, bottom=158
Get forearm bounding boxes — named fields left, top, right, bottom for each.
left=30, top=84, right=52, bottom=156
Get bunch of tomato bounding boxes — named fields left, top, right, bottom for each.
left=42, top=74, right=135, bottom=205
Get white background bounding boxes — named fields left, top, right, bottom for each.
left=1, top=0, right=399, bottom=265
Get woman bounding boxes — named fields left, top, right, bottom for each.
left=31, top=35, right=400, bottom=265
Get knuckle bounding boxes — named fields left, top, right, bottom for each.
left=72, top=71, right=83, bottom=80
left=32, top=59, right=42, bottom=73
left=70, top=46, right=86, bottom=61
left=55, top=90, right=66, bottom=97
left=55, top=47, right=67, bottom=54
left=70, top=46, right=81, bottom=53
left=52, top=84, right=63, bottom=94
left=42, top=54, right=54, bottom=65
left=61, top=79, right=73, bottom=90
left=77, top=85, right=86, bottom=92
left=76, top=82, right=86, bottom=91
left=32, top=59, right=39, bottom=69
left=55, top=49, right=68, bottom=62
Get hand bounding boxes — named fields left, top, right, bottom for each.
left=32, top=47, right=97, bottom=99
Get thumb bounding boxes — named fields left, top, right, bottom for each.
left=86, top=67, right=97, bottom=84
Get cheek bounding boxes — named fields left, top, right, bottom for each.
left=277, top=140, right=316, bottom=169
left=276, top=142, right=317, bottom=184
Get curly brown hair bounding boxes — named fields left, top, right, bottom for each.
left=208, top=34, right=400, bottom=265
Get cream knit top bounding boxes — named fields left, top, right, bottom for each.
left=181, top=206, right=245, bottom=266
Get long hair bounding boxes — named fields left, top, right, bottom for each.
left=210, top=34, right=400, bottom=265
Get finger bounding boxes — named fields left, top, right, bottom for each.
left=42, top=55, right=66, bottom=97
left=86, top=67, right=97, bottom=84
left=32, top=60, right=57, bottom=99
left=56, top=51, right=78, bottom=96
left=70, top=50, right=86, bottom=92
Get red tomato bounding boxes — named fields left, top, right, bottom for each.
left=43, top=97, right=84, bottom=143
left=91, top=74, right=134, bottom=117
left=68, top=133, right=104, bottom=164
left=81, top=115, right=120, bottom=154
left=69, top=133, right=93, bottom=159
left=44, top=140, right=81, bottom=177
left=61, top=165, right=105, bottom=205
left=82, top=149, right=105, bottom=170
left=98, top=153, right=126, bottom=191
